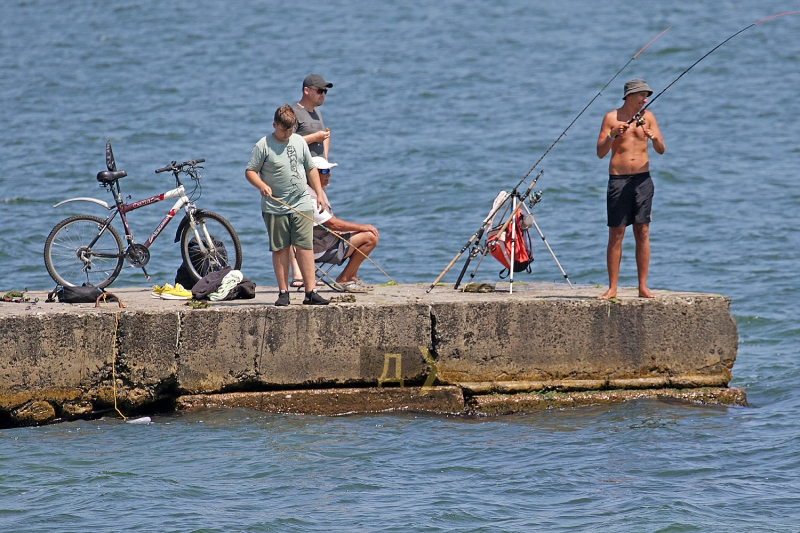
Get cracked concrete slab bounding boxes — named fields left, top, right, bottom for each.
left=0, top=282, right=739, bottom=427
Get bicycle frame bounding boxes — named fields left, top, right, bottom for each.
left=54, top=182, right=192, bottom=252
left=117, top=185, right=191, bottom=248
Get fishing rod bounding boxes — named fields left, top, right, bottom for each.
left=426, top=28, right=670, bottom=293
left=267, top=194, right=398, bottom=285
left=628, top=12, right=796, bottom=125
left=521, top=27, right=671, bottom=180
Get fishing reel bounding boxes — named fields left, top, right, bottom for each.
left=528, top=190, right=543, bottom=208
left=468, top=241, right=484, bottom=260
left=632, top=113, right=646, bottom=126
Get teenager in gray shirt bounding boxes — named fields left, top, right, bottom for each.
left=245, top=105, right=328, bottom=306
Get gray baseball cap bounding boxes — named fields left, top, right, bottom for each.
left=303, top=74, right=333, bottom=89
left=623, top=78, right=653, bottom=99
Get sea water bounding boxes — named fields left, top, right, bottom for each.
left=1, top=0, right=799, bottom=530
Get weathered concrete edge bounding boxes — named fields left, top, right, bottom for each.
left=456, top=373, right=732, bottom=394
left=468, top=387, right=748, bottom=415
left=176, top=386, right=467, bottom=416
left=3, top=383, right=747, bottom=428
left=175, top=385, right=747, bottom=417
left=0, top=288, right=741, bottom=427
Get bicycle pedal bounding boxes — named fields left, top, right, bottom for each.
left=141, top=267, right=151, bottom=282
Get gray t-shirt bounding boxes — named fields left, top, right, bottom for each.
left=291, top=103, right=325, bottom=158
left=246, top=133, right=315, bottom=215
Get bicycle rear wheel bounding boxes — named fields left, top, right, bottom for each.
left=180, top=211, right=242, bottom=281
left=44, top=214, right=124, bottom=288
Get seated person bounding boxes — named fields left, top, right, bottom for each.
left=308, top=157, right=379, bottom=293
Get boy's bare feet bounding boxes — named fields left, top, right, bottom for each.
left=638, top=287, right=656, bottom=298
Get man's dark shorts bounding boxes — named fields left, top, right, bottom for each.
left=606, top=171, right=654, bottom=227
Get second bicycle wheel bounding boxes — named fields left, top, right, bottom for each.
left=180, top=211, right=242, bottom=281
left=44, top=214, right=124, bottom=288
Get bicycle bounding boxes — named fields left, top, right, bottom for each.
left=44, top=141, right=242, bottom=288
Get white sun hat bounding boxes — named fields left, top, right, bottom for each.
left=312, top=156, right=338, bottom=170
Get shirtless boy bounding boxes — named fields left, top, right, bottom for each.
left=596, top=78, right=665, bottom=299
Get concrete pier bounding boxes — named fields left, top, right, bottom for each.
left=0, top=283, right=743, bottom=427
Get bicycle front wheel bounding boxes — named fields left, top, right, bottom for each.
left=180, top=211, right=242, bottom=281
left=44, top=215, right=124, bottom=288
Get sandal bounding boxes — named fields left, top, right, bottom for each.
left=291, top=279, right=325, bottom=288
left=355, top=278, right=375, bottom=290
left=340, top=280, right=370, bottom=293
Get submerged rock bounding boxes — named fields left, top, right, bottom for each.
left=11, top=400, right=56, bottom=425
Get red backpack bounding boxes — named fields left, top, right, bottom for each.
left=487, top=211, right=533, bottom=277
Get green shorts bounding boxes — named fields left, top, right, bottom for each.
left=262, top=210, right=314, bottom=252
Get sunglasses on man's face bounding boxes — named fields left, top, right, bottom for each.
left=311, top=87, right=328, bottom=95
left=319, top=168, right=330, bottom=175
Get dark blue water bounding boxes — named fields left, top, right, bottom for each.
left=2, top=0, right=800, bottom=530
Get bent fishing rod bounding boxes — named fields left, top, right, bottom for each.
left=628, top=12, right=796, bottom=125
left=520, top=27, right=671, bottom=182
left=426, top=28, right=670, bottom=293
left=267, top=194, right=397, bottom=285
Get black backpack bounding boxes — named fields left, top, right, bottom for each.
left=175, top=238, right=228, bottom=290
left=224, top=279, right=256, bottom=300
left=47, top=284, right=104, bottom=303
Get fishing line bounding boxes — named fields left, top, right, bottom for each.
left=629, top=12, right=796, bottom=124
left=267, top=194, right=397, bottom=285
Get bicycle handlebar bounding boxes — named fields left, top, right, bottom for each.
left=154, top=158, right=205, bottom=174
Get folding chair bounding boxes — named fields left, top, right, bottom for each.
left=292, top=232, right=350, bottom=292
left=313, top=235, right=351, bottom=292
left=313, top=264, right=344, bottom=292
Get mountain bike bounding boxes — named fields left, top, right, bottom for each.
left=44, top=141, right=242, bottom=288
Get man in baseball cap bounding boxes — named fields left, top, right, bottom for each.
left=288, top=74, right=335, bottom=287
left=292, top=74, right=333, bottom=159
left=595, top=78, right=665, bottom=300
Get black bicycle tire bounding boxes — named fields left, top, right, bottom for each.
left=179, top=211, right=242, bottom=281
left=44, top=214, right=124, bottom=288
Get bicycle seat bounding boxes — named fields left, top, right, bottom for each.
left=96, top=170, right=127, bottom=184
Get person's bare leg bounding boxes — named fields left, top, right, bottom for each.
left=599, top=226, right=625, bottom=300
left=335, top=232, right=378, bottom=283
left=288, top=247, right=303, bottom=285
left=272, top=247, right=292, bottom=292
left=633, top=222, right=655, bottom=298
left=294, top=247, right=318, bottom=293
